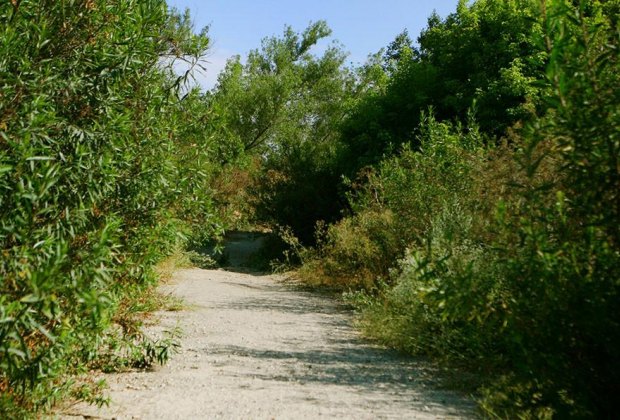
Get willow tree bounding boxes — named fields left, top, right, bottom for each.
left=207, top=22, right=359, bottom=242
left=0, top=1, right=214, bottom=414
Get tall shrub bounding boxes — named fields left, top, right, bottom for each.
left=0, top=0, right=213, bottom=413
left=486, top=1, right=620, bottom=415
left=343, top=1, right=619, bottom=416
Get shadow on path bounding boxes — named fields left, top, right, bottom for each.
left=199, top=230, right=476, bottom=417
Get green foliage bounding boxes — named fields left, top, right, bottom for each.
left=0, top=0, right=216, bottom=414
left=208, top=22, right=359, bottom=243
left=207, top=21, right=342, bottom=159
left=488, top=1, right=620, bottom=415
left=338, top=0, right=546, bottom=175
left=302, top=1, right=620, bottom=416
left=299, top=209, right=400, bottom=289
left=301, top=114, right=485, bottom=288
left=2, top=0, right=617, bottom=417
left=93, top=326, right=182, bottom=373
left=209, top=159, right=263, bottom=231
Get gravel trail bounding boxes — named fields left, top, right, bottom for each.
left=60, top=234, right=476, bottom=419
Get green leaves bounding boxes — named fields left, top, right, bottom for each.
left=210, top=22, right=348, bottom=158
left=205, top=22, right=355, bottom=242
left=298, top=1, right=619, bottom=417
left=340, top=0, right=546, bottom=177
left=0, top=0, right=218, bottom=414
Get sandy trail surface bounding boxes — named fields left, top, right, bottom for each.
left=60, top=233, right=476, bottom=419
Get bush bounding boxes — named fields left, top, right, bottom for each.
left=300, top=114, right=486, bottom=289
left=0, top=1, right=215, bottom=415
left=299, top=209, right=400, bottom=289
left=315, top=1, right=620, bottom=417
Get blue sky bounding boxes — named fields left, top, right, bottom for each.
left=166, top=0, right=461, bottom=89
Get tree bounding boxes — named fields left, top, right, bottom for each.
left=207, top=22, right=357, bottom=242
left=207, top=21, right=339, bottom=160
left=382, top=29, right=415, bottom=74
left=338, top=0, right=546, bottom=176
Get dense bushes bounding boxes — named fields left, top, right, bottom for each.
left=0, top=1, right=216, bottom=414
left=299, top=0, right=619, bottom=417
left=300, top=115, right=486, bottom=288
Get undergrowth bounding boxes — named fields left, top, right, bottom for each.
left=298, top=2, right=619, bottom=416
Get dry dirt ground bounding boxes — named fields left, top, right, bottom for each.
left=58, top=233, right=476, bottom=419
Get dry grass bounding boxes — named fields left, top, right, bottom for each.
left=154, top=249, right=193, bottom=283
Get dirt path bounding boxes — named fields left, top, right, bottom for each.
left=60, top=234, right=476, bottom=419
